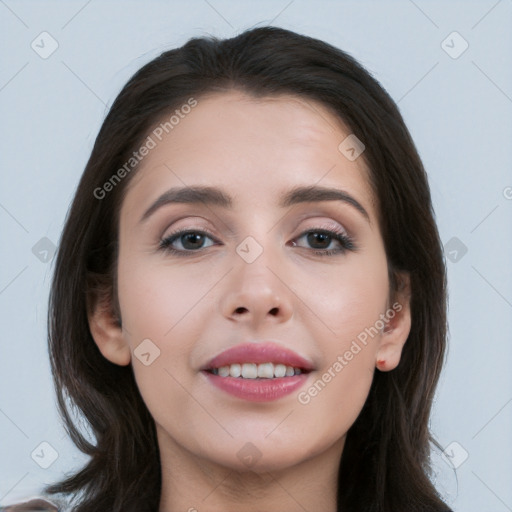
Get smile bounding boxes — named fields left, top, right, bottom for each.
left=201, top=341, right=315, bottom=401
left=209, top=362, right=306, bottom=378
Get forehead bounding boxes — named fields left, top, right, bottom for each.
left=163, top=90, right=353, bottom=151
left=121, top=90, right=376, bottom=222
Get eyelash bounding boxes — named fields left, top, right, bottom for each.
left=159, top=226, right=356, bottom=257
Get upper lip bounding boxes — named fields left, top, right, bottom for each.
left=201, top=341, right=315, bottom=371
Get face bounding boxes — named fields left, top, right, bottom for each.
left=91, top=90, right=410, bottom=474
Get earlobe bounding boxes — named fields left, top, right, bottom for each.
left=376, top=272, right=412, bottom=372
left=88, top=297, right=131, bottom=367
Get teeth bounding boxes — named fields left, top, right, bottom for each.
left=242, top=363, right=258, bottom=379
left=213, top=362, right=303, bottom=378
left=274, top=363, right=286, bottom=378
left=229, top=363, right=241, bottom=377
left=257, top=362, right=274, bottom=378
left=218, top=366, right=230, bottom=377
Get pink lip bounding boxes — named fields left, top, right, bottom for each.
left=203, top=372, right=310, bottom=402
left=201, top=341, right=314, bottom=402
left=202, top=341, right=315, bottom=371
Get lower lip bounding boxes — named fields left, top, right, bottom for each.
left=202, top=371, right=310, bottom=402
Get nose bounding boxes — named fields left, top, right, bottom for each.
left=219, top=245, right=293, bottom=328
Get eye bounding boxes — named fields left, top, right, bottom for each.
left=291, top=228, right=356, bottom=256
left=158, top=226, right=356, bottom=257
left=159, top=228, right=219, bottom=256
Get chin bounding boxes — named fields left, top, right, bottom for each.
left=197, top=432, right=320, bottom=474
left=215, top=449, right=309, bottom=474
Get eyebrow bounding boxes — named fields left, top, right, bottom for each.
left=139, top=185, right=371, bottom=224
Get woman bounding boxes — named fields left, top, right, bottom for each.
left=3, top=26, right=452, bottom=511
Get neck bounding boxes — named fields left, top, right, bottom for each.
left=156, top=425, right=344, bottom=512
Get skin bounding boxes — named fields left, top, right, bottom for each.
left=89, top=90, right=411, bottom=512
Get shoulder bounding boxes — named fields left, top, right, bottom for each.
left=0, top=498, right=60, bottom=511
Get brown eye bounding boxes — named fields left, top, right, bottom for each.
left=292, top=228, right=355, bottom=256
left=159, top=229, right=218, bottom=255
left=306, top=232, right=332, bottom=249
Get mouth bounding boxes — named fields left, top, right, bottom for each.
left=200, top=341, right=315, bottom=402
left=206, top=362, right=311, bottom=379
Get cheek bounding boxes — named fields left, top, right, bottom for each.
left=293, top=249, right=389, bottom=341
left=117, top=253, right=214, bottom=343
left=290, top=254, right=387, bottom=431
left=116, top=257, right=208, bottom=419
left=296, top=352, right=374, bottom=448
left=116, top=253, right=221, bottom=400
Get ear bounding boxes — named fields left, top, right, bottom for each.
left=87, top=289, right=131, bottom=367
left=376, top=271, right=412, bottom=372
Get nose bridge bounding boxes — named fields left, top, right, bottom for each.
left=235, top=233, right=282, bottom=296
left=220, top=231, right=293, bottom=324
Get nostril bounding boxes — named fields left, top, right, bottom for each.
left=234, top=307, right=248, bottom=314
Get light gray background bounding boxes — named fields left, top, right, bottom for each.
left=1, top=1, right=511, bottom=510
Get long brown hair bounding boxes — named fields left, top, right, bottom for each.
left=42, top=26, right=451, bottom=511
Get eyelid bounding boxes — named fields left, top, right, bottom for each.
left=160, top=219, right=219, bottom=239
left=295, top=219, right=349, bottom=237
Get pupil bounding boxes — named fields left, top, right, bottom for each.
left=308, top=232, right=330, bottom=249
left=183, top=233, right=204, bottom=249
